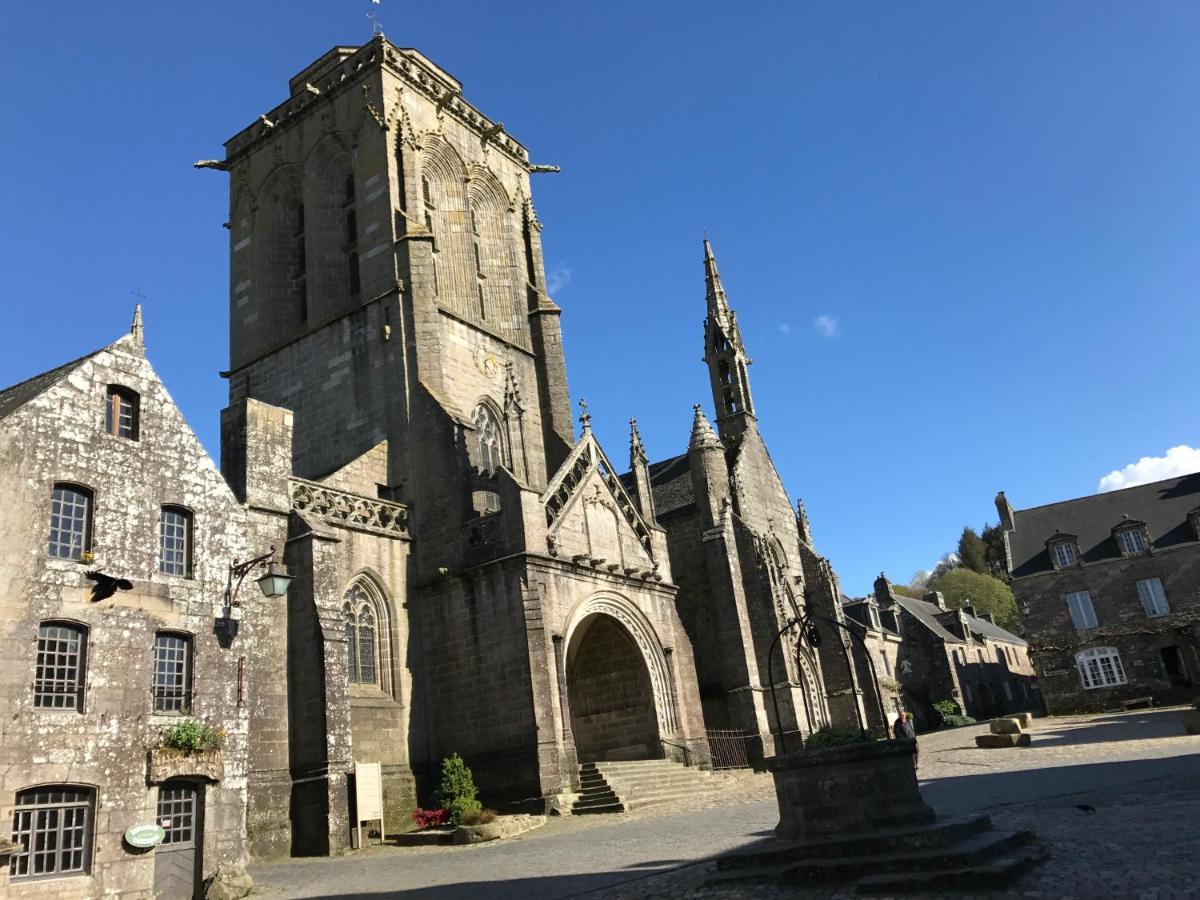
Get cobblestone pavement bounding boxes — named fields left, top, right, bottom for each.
left=250, top=709, right=1200, bottom=898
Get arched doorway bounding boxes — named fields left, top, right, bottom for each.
left=566, top=614, right=662, bottom=761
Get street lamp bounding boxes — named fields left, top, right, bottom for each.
left=227, top=547, right=293, bottom=608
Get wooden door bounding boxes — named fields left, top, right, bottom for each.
left=153, top=781, right=204, bottom=899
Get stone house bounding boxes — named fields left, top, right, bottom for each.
left=845, top=576, right=1039, bottom=731
left=0, top=314, right=255, bottom=898
left=212, top=37, right=712, bottom=857
left=997, top=478, right=1200, bottom=713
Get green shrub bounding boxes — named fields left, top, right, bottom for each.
left=933, top=699, right=962, bottom=719
left=437, top=754, right=481, bottom=825
left=160, top=719, right=225, bottom=754
left=803, top=728, right=874, bottom=752
left=940, top=714, right=977, bottom=728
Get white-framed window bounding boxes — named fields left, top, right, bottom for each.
left=1050, top=541, right=1078, bottom=568
left=1077, top=646, right=1126, bottom=689
left=158, top=506, right=192, bottom=577
left=1135, top=577, right=1170, bottom=618
left=34, top=622, right=87, bottom=711
left=1065, top=590, right=1099, bottom=630
left=1117, top=528, right=1148, bottom=556
left=867, top=605, right=881, bottom=630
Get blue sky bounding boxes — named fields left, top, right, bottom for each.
left=2, top=2, right=1198, bottom=595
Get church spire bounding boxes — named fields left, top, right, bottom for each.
left=628, top=418, right=657, bottom=524
left=131, top=303, right=144, bottom=349
left=689, top=404, right=723, bottom=451
left=702, top=239, right=754, bottom=439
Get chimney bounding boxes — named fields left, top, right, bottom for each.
left=995, top=490, right=1016, bottom=532
left=923, top=590, right=946, bottom=610
left=873, top=572, right=892, bottom=605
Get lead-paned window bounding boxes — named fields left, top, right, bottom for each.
left=48, top=485, right=92, bottom=560
left=10, top=786, right=93, bottom=881
left=158, top=507, right=192, bottom=577
left=34, top=623, right=87, bottom=710
left=1065, top=590, right=1099, bottom=630
left=472, top=404, right=503, bottom=473
left=342, top=580, right=389, bottom=691
left=1077, top=646, right=1126, bottom=689
left=157, top=783, right=197, bottom=848
left=104, top=386, right=139, bottom=440
left=1136, top=577, right=1170, bottom=618
left=153, top=633, right=192, bottom=713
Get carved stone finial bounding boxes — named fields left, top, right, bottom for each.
left=503, top=361, right=523, bottom=414
left=131, top=303, right=144, bottom=349
left=578, top=398, right=591, bottom=432
left=629, top=418, right=647, bottom=464
left=689, top=404, right=722, bottom=451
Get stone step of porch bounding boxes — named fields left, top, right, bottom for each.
left=854, top=842, right=1050, bottom=894
left=571, top=759, right=714, bottom=815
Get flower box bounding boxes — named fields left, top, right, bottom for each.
left=147, top=746, right=224, bottom=784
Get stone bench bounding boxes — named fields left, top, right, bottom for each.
left=975, top=716, right=1033, bottom=748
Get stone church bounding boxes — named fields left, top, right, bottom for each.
left=214, top=35, right=870, bottom=856
left=0, top=35, right=872, bottom=894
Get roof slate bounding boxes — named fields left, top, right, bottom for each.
left=1009, top=474, right=1200, bottom=577
left=0, top=350, right=103, bottom=421
left=619, top=453, right=696, bottom=518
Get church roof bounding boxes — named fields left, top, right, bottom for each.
left=0, top=349, right=104, bottom=422
left=619, top=453, right=695, bottom=518
left=1007, top=474, right=1200, bottom=577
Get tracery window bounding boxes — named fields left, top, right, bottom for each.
left=473, top=403, right=504, bottom=473
left=342, top=580, right=387, bottom=688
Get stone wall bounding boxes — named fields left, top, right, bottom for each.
left=1011, top=548, right=1200, bottom=714
left=0, top=334, right=252, bottom=896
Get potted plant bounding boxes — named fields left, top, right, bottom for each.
left=1184, top=698, right=1200, bottom=736
left=148, top=719, right=226, bottom=783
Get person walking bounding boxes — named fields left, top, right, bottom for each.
left=893, top=710, right=918, bottom=766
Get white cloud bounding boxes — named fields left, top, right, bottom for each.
left=546, top=261, right=571, bottom=294
left=778, top=323, right=792, bottom=336
left=1097, top=444, right=1200, bottom=492
left=813, top=314, right=838, bottom=338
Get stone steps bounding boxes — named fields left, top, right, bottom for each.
left=708, top=820, right=1046, bottom=893
left=571, top=759, right=715, bottom=815
left=716, top=816, right=993, bottom=871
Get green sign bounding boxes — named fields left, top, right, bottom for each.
left=124, top=822, right=165, bottom=849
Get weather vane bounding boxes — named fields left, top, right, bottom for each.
left=368, top=0, right=384, bottom=37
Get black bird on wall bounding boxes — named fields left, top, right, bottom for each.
left=85, top=570, right=133, bottom=602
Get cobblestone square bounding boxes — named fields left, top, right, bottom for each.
left=251, top=708, right=1200, bottom=898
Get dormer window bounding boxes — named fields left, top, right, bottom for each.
left=1047, top=533, right=1079, bottom=570
left=105, top=386, right=139, bottom=440
left=1114, top=520, right=1149, bottom=556
left=867, top=604, right=881, bottom=630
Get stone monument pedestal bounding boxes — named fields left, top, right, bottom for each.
left=766, top=738, right=934, bottom=841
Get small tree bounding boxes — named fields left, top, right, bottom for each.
left=437, top=754, right=481, bottom=825
left=957, top=527, right=989, bottom=575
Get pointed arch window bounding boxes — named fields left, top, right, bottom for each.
left=473, top=403, right=504, bottom=473
left=342, top=172, right=359, bottom=297
left=342, top=580, right=389, bottom=690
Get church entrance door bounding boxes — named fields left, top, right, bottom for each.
left=566, top=613, right=663, bottom=762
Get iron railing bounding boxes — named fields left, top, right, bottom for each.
left=705, top=729, right=755, bottom=770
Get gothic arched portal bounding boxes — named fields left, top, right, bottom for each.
left=565, top=613, right=663, bottom=762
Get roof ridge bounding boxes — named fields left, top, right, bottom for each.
left=1015, top=471, right=1200, bottom=515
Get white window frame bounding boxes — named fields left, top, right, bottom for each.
left=1135, top=577, right=1170, bottom=618
left=1050, top=541, right=1078, bottom=569
left=1117, top=528, right=1148, bottom=556
left=1077, top=646, right=1127, bottom=689
left=1065, top=590, right=1099, bottom=631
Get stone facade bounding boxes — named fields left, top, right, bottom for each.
left=0, top=316, right=254, bottom=897
left=845, top=577, right=1039, bottom=732
left=618, top=243, right=856, bottom=758
left=216, top=37, right=708, bottom=856
left=997, top=479, right=1200, bottom=714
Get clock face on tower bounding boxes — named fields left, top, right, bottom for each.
left=474, top=347, right=502, bottom=380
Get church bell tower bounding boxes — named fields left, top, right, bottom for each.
left=702, top=240, right=755, bottom=445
